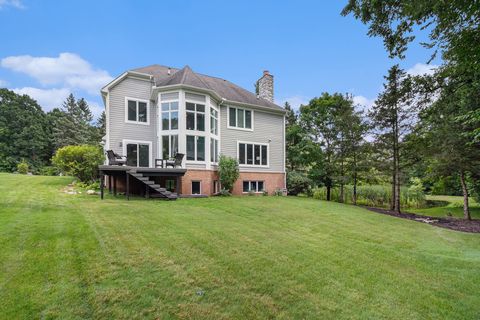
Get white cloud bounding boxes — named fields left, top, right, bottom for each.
left=0, top=0, right=25, bottom=9
left=277, top=95, right=309, bottom=110
left=353, top=95, right=375, bottom=112
left=0, top=79, right=8, bottom=87
left=406, top=63, right=438, bottom=77
left=86, top=100, right=104, bottom=119
left=1, top=52, right=113, bottom=95
left=12, top=87, right=70, bottom=111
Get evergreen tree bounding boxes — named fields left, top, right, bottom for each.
left=370, top=66, right=414, bottom=213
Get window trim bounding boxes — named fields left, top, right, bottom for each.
left=237, top=141, right=269, bottom=168
left=122, top=139, right=152, bottom=167
left=227, top=106, right=254, bottom=131
left=242, top=180, right=265, bottom=193
left=124, top=97, right=150, bottom=125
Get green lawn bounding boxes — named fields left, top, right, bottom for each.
left=1, top=174, right=479, bottom=319
left=410, top=195, right=480, bottom=219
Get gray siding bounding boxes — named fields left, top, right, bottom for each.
left=220, top=105, right=284, bottom=172
left=108, top=77, right=157, bottom=165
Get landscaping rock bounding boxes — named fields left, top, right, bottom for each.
left=86, top=190, right=97, bottom=195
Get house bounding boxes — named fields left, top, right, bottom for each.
left=100, top=64, right=286, bottom=198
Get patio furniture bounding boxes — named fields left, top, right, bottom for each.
left=106, top=150, right=127, bottom=166
left=155, top=153, right=184, bottom=168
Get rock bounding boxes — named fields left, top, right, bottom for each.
left=86, top=190, right=96, bottom=195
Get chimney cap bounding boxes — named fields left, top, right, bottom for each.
left=263, top=70, right=270, bottom=76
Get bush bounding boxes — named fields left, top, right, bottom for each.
left=218, top=155, right=239, bottom=192
left=52, top=145, right=104, bottom=183
left=312, top=183, right=426, bottom=208
left=38, top=166, right=59, bottom=176
left=218, top=188, right=232, bottom=196
left=16, top=159, right=29, bottom=174
left=286, top=171, right=312, bottom=196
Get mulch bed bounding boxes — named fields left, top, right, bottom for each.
left=363, top=206, right=480, bottom=233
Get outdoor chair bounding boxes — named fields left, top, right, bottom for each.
left=155, top=153, right=184, bottom=168
left=106, top=150, right=127, bottom=166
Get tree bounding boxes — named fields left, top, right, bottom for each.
left=300, top=93, right=353, bottom=201
left=370, top=66, right=414, bottom=213
left=218, top=155, right=240, bottom=193
left=0, top=89, right=51, bottom=172
left=52, top=94, right=100, bottom=149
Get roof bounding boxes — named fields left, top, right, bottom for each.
left=131, top=64, right=284, bottom=112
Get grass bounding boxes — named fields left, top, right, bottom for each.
left=410, top=195, right=480, bottom=220
left=1, top=173, right=479, bottom=319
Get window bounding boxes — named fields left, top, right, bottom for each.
left=161, top=101, right=178, bottom=130
left=228, top=107, right=252, bottom=129
left=186, top=102, right=205, bottom=131
left=213, top=180, right=220, bottom=194
left=126, top=98, right=148, bottom=124
left=243, top=181, right=265, bottom=193
left=238, top=142, right=268, bottom=166
left=186, top=135, right=205, bottom=161
left=162, top=135, right=178, bottom=159
left=210, top=108, right=218, bottom=135
left=210, top=138, right=219, bottom=163
left=125, top=142, right=150, bottom=167
left=192, top=181, right=201, bottom=195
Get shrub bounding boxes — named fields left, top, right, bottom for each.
left=273, top=188, right=284, bottom=196
left=16, top=159, right=29, bottom=174
left=286, top=171, right=312, bottom=196
left=218, top=155, right=239, bottom=192
left=52, top=145, right=104, bottom=183
left=218, top=188, right=232, bottom=196
left=312, top=183, right=426, bottom=209
left=38, top=166, right=59, bottom=176
left=262, top=189, right=269, bottom=196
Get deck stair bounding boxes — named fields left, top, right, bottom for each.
left=127, top=169, right=178, bottom=200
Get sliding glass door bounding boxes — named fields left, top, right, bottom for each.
left=126, top=142, right=150, bottom=167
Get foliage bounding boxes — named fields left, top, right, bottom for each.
left=286, top=171, right=312, bottom=196
left=38, top=166, right=59, bottom=176
left=218, top=155, right=239, bottom=192
left=16, top=159, right=29, bottom=174
left=312, top=184, right=426, bottom=209
left=0, top=89, right=52, bottom=172
left=51, top=94, right=104, bottom=149
left=51, top=145, right=104, bottom=183
left=218, top=188, right=232, bottom=197
left=76, top=180, right=101, bottom=190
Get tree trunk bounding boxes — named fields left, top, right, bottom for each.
left=394, top=115, right=401, bottom=214
left=353, top=151, right=357, bottom=205
left=391, top=172, right=396, bottom=211
left=460, top=171, right=471, bottom=220
left=326, top=185, right=331, bottom=201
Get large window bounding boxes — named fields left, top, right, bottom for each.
left=126, top=98, right=148, bottom=124
left=238, top=142, right=268, bottom=166
left=228, top=107, right=252, bottom=129
left=162, top=135, right=178, bottom=159
left=125, top=141, right=150, bottom=167
left=186, top=135, right=205, bottom=161
left=243, top=181, right=265, bottom=193
left=210, top=138, right=219, bottom=163
left=186, top=102, right=205, bottom=131
left=161, top=101, right=178, bottom=130
left=210, top=108, right=218, bottom=135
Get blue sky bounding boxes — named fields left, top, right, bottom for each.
left=0, top=0, right=439, bottom=117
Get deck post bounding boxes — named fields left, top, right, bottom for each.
left=113, top=176, right=117, bottom=196
left=126, top=172, right=130, bottom=201
left=176, top=176, right=181, bottom=195
left=108, top=175, right=112, bottom=194
left=100, top=171, right=104, bottom=200
left=146, top=185, right=150, bottom=199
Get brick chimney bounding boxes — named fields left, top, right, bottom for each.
left=257, top=70, right=274, bottom=102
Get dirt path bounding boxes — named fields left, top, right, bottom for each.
left=364, top=206, right=480, bottom=233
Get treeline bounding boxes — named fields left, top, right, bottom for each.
left=286, top=1, right=480, bottom=220
left=0, top=89, right=105, bottom=173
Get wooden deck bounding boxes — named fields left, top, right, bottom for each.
left=98, top=165, right=187, bottom=200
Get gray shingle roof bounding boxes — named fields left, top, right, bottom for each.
left=132, top=64, right=284, bottom=112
